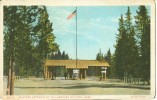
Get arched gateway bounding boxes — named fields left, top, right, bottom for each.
left=44, top=60, right=109, bottom=80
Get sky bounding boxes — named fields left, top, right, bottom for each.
left=47, top=6, right=150, bottom=60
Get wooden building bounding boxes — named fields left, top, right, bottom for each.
left=44, top=60, right=109, bottom=80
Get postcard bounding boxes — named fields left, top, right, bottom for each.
left=0, top=0, right=156, bottom=100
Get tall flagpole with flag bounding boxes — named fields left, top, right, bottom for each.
left=76, top=7, right=77, bottom=69
left=67, top=7, right=78, bottom=70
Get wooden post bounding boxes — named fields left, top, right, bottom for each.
left=67, top=68, right=69, bottom=79
left=69, top=68, right=71, bottom=79
left=50, top=66, right=52, bottom=79
left=44, top=66, right=45, bottom=79
left=68, top=68, right=70, bottom=79
left=46, top=66, right=48, bottom=79
left=64, top=67, right=66, bottom=80
left=79, top=69, right=81, bottom=80
left=51, top=67, right=53, bottom=80
left=45, top=67, right=46, bottom=79
left=48, top=67, right=50, bottom=79
left=91, top=66, right=93, bottom=76
left=47, top=67, right=50, bottom=79
left=84, top=69, right=86, bottom=79
left=49, top=67, right=50, bottom=79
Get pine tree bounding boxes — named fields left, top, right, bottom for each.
left=135, top=6, right=150, bottom=84
left=65, top=54, right=69, bottom=60
left=35, top=6, right=58, bottom=60
left=4, top=6, right=40, bottom=95
left=110, top=54, right=116, bottom=77
left=57, top=50, right=62, bottom=59
left=62, top=51, right=66, bottom=59
left=105, top=49, right=111, bottom=64
left=3, top=6, right=59, bottom=94
left=105, top=49, right=111, bottom=77
left=124, top=7, right=139, bottom=77
left=96, top=49, right=103, bottom=61
left=114, top=14, right=128, bottom=78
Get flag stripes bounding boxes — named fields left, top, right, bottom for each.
left=67, top=10, right=76, bottom=20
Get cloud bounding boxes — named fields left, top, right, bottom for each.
left=78, top=18, right=115, bottom=35
left=47, top=7, right=117, bottom=59
left=47, top=7, right=76, bottom=35
left=78, top=31, right=101, bottom=44
left=55, top=29, right=102, bottom=45
left=89, top=22, right=114, bottom=31
left=90, top=18, right=105, bottom=22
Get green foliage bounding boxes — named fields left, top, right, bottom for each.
left=49, top=50, right=69, bottom=60
left=124, top=7, right=139, bottom=77
left=3, top=6, right=58, bottom=77
left=112, top=6, right=150, bottom=84
left=113, top=7, right=140, bottom=78
left=114, top=14, right=128, bottom=78
left=104, top=49, right=111, bottom=77
left=110, top=54, right=116, bottom=77
left=104, top=49, right=111, bottom=64
left=96, top=49, right=104, bottom=61
left=34, top=6, right=58, bottom=60
left=135, top=6, right=150, bottom=84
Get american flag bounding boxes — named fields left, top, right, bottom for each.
left=67, top=10, right=76, bottom=20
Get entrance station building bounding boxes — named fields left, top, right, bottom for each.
left=44, top=60, right=109, bottom=80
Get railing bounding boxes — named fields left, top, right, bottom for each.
left=3, top=76, right=36, bottom=80
left=123, top=77, right=145, bottom=84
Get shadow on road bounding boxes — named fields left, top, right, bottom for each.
left=15, top=83, right=150, bottom=90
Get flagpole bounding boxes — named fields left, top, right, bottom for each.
left=76, top=7, right=77, bottom=69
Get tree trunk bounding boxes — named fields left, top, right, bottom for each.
left=7, top=67, right=11, bottom=95
left=10, top=66, right=14, bottom=95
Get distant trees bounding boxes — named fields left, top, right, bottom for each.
left=96, top=48, right=111, bottom=64
left=96, top=49, right=104, bottom=61
left=96, top=49, right=111, bottom=77
left=48, top=50, right=69, bottom=60
left=105, top=49, right=111, bottom=77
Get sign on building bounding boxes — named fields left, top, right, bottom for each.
left=101, top=71, right=106, bottom=73
left=73, top=69, right=79, bottom=73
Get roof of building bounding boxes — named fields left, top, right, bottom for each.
left=44, top=60, right=110, bottom=68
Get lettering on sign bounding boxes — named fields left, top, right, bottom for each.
left=73, top=69, right=79, bottom=73
left=101, top=71, right=106, bottom=73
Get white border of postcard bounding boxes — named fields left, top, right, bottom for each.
left=0, top=0, right=156, bottom=100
